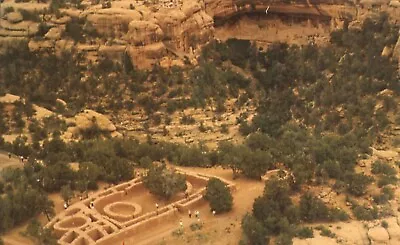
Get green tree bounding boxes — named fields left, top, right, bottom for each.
left=143, top=164, right=187, bottom=200
left=60, top=185, right=73, bottom=204
left=26, top=219, right=57, bottom=245
left=345, top=173, right=373, bottom=196
left=204, top=178, right=233, bottom=213
left=299, top=192, right=330, bottom=222
left=241, top=213, right=269, bottom=245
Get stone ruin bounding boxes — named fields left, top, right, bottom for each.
left=46, top=169, right=236, bottom=244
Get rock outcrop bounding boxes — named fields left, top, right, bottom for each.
left=368, top=226, right=390, bottom=244
left=74, top=109, right=117, bottom=132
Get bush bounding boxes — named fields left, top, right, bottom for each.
left=315, top=226, right=335, bottom=238
left=4, top=7, right=14, bottom=14
left=65, top=19, right=84, bottom=42
left=221, top=124, right=229, bottom=134
left=143, top=163, right=187, bottom=200
left=353, top=205, right=378, bottom=221
left=275, top=233, right=293, bottom=245
left=189, top=222, right=203, bottom=231
left=330, top=208, right=349, bottom=221
left=377, top=175, right=397, bottom=187
left=371, top=161, right=397, bottom=176
left=345, top=173, right=373, bottom=196
left=381, top=220, right=388, bottom=228
left=19, top=9, right=41, bottom=22
left=180, top=115, right=195, bottom=125
left=204, top=178, right=233, bottom=213
left=299, top=192, right=330, bottom=222
left=296, top=227, right=314, bottom=239
left=373, top=186, right=394, bottom=204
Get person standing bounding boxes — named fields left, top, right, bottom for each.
left=188, top=210, right=192, bottom=218
left=179, top=220, right=183, bottom=230
left=8, top=152, right=11, bottom=159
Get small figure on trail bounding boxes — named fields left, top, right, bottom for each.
left=64, top=202, right=68, bottom=209
left=188, top=210, right=192, bottom=218
left=156, top=203, right=159, bottom=215
left=195, top=210, right=199, bottom=219
left=212, top=210, right=216, bottom=216
left=89, top=201, right=94, bottom=209
left=20, top=156, right=24, bottom=162
left=8, top=152, right=11, bottom=159
left=179, top=220, right=183, bottom=230
left=125, top=190, right=128, bottom=195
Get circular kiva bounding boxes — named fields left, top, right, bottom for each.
left=104, top=202, right=142, bottom=222
left=53, top=215, right=91, bottom=234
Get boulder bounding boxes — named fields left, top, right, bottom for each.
left=386, top=218, right=400, bottom=242
left=0, top=93, right=20, bottom=103
left=75, top=109, right=117, bottom=132
left=334, top=221, right=370, bottom=245
left=6, top=12, right=23, bottom=24
left=389, top=0, right=400, bottom=7
left=368, top=226, right=390, bottom=244
left=45, top=26, right=65, bottom=40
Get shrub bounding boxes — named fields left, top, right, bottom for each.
left=221, top=124, right=229, bottom=134
left=19, top=9, right=41, bottom=22
left=353, top=205, right=378, bottom=221
left=371, top=161, right=397, bottom=176
left=315, top=226, right=335, bottom=238
left=330, top=208, right=349, bottom=221
left=189, top=222, right=203, bottom=231
left=345, top=173, right=373, bottom=196
left=65, top=19, right=84, bottom=42
left=299, top=192, right=330, bottom=222
left=180, top=115, right=195, bottom=125
left=275, top=233, right=293, bottom=245
left=296, top=227, right=314, bottom=239
left=377, top=175, right=397, bottom=187
left=204, top=178, right=233, bottom=213
left=4, top=6, right=14, bottom=14
left=381, top=220, right=388, bottom=228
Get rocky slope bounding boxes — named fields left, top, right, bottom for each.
left=0, top=0, right=399, bottom=68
